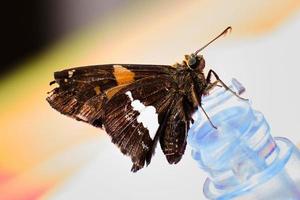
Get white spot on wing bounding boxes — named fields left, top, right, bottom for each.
left=125, top=91, right=159, bottom=140
left=68, top=69, right=75, bottom=78
left=141, top=141, right=149, bottom=150
left=131, top=100, right=146, bottom=112
left=126, top=91, right=134, bottom=101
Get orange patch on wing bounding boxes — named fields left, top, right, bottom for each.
left=94, top=86, right=101, bottom=95
left=106, top=84, right=129, bottom=99
left=113, top=65, right=135, bottom=85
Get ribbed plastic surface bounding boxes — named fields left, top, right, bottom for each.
left=188, top=79, right=300, bottom=200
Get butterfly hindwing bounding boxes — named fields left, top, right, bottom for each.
left=103, top=75, right=177, bottom=171
left=159, top=95, right=190, bottom=164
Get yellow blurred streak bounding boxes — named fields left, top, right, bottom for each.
left=0, top=0, right=299, bottom=177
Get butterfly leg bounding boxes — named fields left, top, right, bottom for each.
left=199, top=104, right=217, bottom=129
left=203, top=81, right=220, bottom=95
left=190, top=72, right=218, bottom=129
left=206, top=69, right=248, bottom=101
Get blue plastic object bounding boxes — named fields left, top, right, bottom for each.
left=187, top=79, right=300, bottom=200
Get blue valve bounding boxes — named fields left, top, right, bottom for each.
left=187, top=79, right=300, bottom=200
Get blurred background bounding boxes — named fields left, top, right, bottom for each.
left=1, top=0, right=300, bottom=199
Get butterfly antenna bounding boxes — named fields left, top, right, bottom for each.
left=195, top=26, right=232, bottom=55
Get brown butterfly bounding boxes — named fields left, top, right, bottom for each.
left=47, top=27, right=243, bottom=172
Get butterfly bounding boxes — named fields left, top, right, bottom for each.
left=46, top=27, right=244, bottom=172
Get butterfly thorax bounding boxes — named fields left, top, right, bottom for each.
left=172, top=55, right=207, bottom=106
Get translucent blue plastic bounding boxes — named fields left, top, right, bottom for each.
left=187, top=79, right=300, bottom=200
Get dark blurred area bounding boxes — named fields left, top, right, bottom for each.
left=0, top=0, right=127, bottom=77
left=1, top=1, right=48, bottom=76
left=0, top=0, right=54, bottom=76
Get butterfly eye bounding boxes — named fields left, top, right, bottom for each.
left=188, top=57, right=197, bottom=68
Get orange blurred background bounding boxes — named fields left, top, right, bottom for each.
left=1, top=1, right=300, bottom=199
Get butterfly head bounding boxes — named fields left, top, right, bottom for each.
left=184, top=53, right=205, bottom=71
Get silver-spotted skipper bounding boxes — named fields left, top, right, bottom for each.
left=47, top=27, right=244, bottom=172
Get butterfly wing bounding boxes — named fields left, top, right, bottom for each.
left=47, top=64, right=194, bottom=172
left=103, top=75, right=177, bottom=171
left=46, top=64, right=174, bottom=128
left=159, top=95, right=191, bottom=164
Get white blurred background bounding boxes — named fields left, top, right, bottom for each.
left=0, top=1, right=300, bottom=199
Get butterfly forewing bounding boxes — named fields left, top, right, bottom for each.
left=47, top=64, right=175, bottom=127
